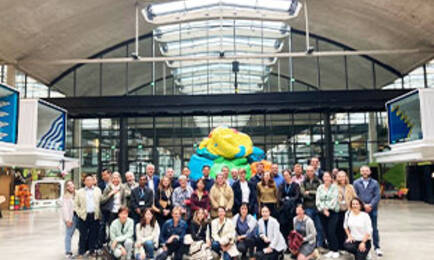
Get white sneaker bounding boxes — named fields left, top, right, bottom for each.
left=376, top=248, right=384, bottom=257
left=331, top=252, right=340, bottom=258
left=366, top=252, right=372, bottom=260
left=323, top=251, right=334, bottom=258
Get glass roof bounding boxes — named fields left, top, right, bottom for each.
left=171, top=63, right=272, bottom=77
left=143, top=0, right=302, bottom=24
left=174, top=74, right=268, bottom=86
left=154, top=19, right=290, bottom=42
left=160, top=36, right=283, bottom=56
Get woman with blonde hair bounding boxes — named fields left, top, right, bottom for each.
left=336, top=170, right=358, bottom=250
left=155, top=175, right=174, bottom=225
left=101, top=171, right=128, bottom=224
left=62, top=180, right=77, bottom=258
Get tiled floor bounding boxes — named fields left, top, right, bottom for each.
left=0, top=200, right=433, bottom=260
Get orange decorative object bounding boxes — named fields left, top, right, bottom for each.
left=15, top=184, right=32, bottom=209
left=250, top=160, right=272, bottom=176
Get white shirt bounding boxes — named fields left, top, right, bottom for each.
left=240, top=180, right=250, bottom=203
left=112, top=184, right=121, bottom=213
left=344, top=211, right=373, bottom=241
left=148, top=177, right=155, bottom=193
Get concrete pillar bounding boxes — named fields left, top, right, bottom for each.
left=72, top=119, right=82, bottom=187
left=368, top=112, right=378, bottom=163
left=6, top=65, right=15, bottom=87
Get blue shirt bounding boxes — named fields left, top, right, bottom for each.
left=160, top=219, right=187, bottom=245
left=274, top=174, right=284, bottom=188
left=85, top=186, right=95, bottom=213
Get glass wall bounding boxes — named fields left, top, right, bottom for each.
left=68, top=111, right=388, bottom=179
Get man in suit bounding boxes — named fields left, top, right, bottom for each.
left=145, top=164, right=160, bottom=195
left=354, top=165, right=383, bottom=257
left=310, top=157, right=324, bottom=181
left=75, top=174, right=103, bottom=257
left=96, top=168, right=112, bottom=251
left=130, top=175, right=154, bottom=223
left=201, top=165, right=214, bottom=191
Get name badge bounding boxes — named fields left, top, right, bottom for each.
left=139, top=201, right=145, bottom=206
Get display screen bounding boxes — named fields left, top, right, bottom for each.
left=35, top=183, right=61, bottom=200
left=36, top=101, right=66, bottom=151
left=0, top=84, right=19, bottom=144
left=387, top=91, right=423, bottom=144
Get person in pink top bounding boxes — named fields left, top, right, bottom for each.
left=291, top=164, right=305, bottom=185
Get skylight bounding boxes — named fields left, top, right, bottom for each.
left=143, top=0, right=302, bottom=24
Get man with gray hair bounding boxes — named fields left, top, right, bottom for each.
left=145, top=163, right=160, bottom=194
left=123, top=171, right=138, bottom=207
left=172, top=175, right=193, bottom=219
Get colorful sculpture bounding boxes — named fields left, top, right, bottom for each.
left=188, top=127, right=265, bottom=181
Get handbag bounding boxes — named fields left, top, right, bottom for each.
left=288, top=230, right=304, bottom=253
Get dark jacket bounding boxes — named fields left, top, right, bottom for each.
left=129, top=185, right=154, bottom=219
left=155, top=187, right=173, bottom=212
left=300, top=176, right=322, bottom=209
left=353, top=177, right=381, bottom=210
left=160, top=219, right=187, bottom=246
left=201, top=177, right=215, bottom=192
left=147, top=175, right=160, bottom=193
left=189, top=190, right=211, bottom=213
left=232, top=180, right=258, bottom=215
left=189, top=221, right=208, bottom=241
left=278, top=182, right=301, bottom=218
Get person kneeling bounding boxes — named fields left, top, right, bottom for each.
left=110, top=206, right=134, bottom=259
left=156, top=206, right=188, bottom=260
left=256, top=206, right=287, bottom=260
left=208, top=207, right=239, bottom=260
left=232, top=203, right=257, bottom=260
left=135, top=208, right=160, bottom=260
left=290, top=204, right=318, bottom=260
left=343, top=198, right=372, bottom=260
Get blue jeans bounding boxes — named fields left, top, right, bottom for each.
left=369, top=209, right=380, bottom=249
left=65, top=215, right=77, bottom=254
left=144, top=240, right=154, bottom=258
left=211, top=241, right=231, bottom=260
left=305, top=207, right=324, bottom=247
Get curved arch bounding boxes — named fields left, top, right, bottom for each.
left=50, top=29, right=402, bottom=88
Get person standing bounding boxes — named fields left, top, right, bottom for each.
left=155, top=176, right=173, bottom=226
left=271, top=163, right=284, bottom=188
left=257, top=172, right=278, bottom=218
left=145, top=164, right=160, bottom=195
left=278, top=169, right=301, bottom=240
left=343, top=198, right=373, bottom=260
left=201, top=165, right=214, bottom=191
left=74, top=174, right=102, bottom=257
left=250, top=162, right=265, bottom=187
left=300, top=165, right=324, bottom=248
left=336, top=170, right=358, bottom=250
left=229, top=168, right=239, bottom=186
left=62, top=180, right=77, bottom=258
left=189, top=178, right=211, bottom=215
left=109, top=207, right=134, bottom=259
left=292, top=164, right=305, bottom=185
left=316, top=171, right=340, bottom=259
left=172, top=175, right=194, bottom=220
left=232, top=168, right=257, bottom=216
left=97, top=168, right=112, bottom=250
left=124, top=171, right=138, bottom=206
left=210, top=173, right=234, bottom=218
left=353, top=165, right=382, bottom=257
left=310, top=157, right=324, bottom=181
left=101, top=172, right=128, bottom=224
left=130, top=175, right=154, bottom=224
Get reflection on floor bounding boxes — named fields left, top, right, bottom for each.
left=0, top=200, right=433, bottom=260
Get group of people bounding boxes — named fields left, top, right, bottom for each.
left=62, top=157, right=383, bottom=260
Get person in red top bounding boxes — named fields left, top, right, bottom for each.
left=189, top=178, right=211, bottom=217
